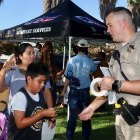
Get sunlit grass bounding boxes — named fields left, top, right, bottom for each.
left=54, top=106, right=115, bottom=140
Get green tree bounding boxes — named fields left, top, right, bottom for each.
left=43, top=0, right=52, bottom=13
left=99, top=0, right=140, bottom=31
left=127, top=0, right=140, bottom=31
left=43, top=0, right=65, bottom=13
left=0, top=0, right=3, bottom=5
left=99, top=0, right=117, bottom=21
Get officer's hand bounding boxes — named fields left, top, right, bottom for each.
left=100, top=77, right=114, bottom=91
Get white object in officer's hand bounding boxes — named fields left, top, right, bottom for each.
left=100, top=67, right=111, bottom=77
left=90, top=78, right=109, bottom=97
left=108, top=91, right=117, bottom=104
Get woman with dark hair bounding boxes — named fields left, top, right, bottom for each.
left=0, top=43, right=54, bottom=115
left=40, top=41, right=59, bottom=106
left=41, top=41, right=55, bottom=82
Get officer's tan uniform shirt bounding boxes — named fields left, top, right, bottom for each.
left=110, top=32, right=140, bottom=106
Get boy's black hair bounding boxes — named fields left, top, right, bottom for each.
left=25, top=62, right=49, bottom=82
left=104, top=7, right=132, bottom=20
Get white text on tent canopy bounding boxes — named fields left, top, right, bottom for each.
left=16, top=27, right=51, bottom=35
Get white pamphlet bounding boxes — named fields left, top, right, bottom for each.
left=100, top=67, right=117, bottom=104
left=41, top=122, right=56, bottom=140
left=100, top=67, right=112, bottom=77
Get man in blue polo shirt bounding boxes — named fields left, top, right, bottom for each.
left=61, top=39, right=96, bottom=140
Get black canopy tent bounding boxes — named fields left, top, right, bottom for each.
left=0, top=1, right=112, bottom=117
left=0, top=0, right=111, bottom=42
left=0, top=0, right=112, bottom=69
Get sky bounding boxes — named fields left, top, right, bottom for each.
left=0, top=0, right=127, bottom=30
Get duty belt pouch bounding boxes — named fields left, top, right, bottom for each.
left=113, top=51, right=139, bottom=125
left=118, top=98, right=139, bottom=125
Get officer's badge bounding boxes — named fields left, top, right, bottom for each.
left=127, top=45, right=134, bottom=52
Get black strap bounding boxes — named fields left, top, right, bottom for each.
left=113, top=50, right=140, bottom=96
left=113, top=50, right=129, bottom=81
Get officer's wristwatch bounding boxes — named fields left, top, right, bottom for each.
left=112, top=80, right=123, bottom=93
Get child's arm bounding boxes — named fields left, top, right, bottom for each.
left=13, top=108, right=56, bottom=129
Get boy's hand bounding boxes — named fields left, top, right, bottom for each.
left=48, top=117, right=56, bottom=128
left=43, top=108, right=56, bottom=118
left=44, top=108, right=57, bottom=128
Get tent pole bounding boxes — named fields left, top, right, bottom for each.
left=68, top=36, right=72, bottom=59
left=66, top=36, right=73, bottom=121
left=62, top=45, right=66, bottom=69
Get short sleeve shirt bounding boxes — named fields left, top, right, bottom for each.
left=64, top=54, right=96, bottom=89
left=5, top=65, right=51, bottom=113
left=110, top=32, right=140, bottom=105
left=11, top=91, right=39, bottom=112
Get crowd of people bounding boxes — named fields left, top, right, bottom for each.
left=0, top=42, right=56, bottom=140
left=0, top=6, right=140, bottom=140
